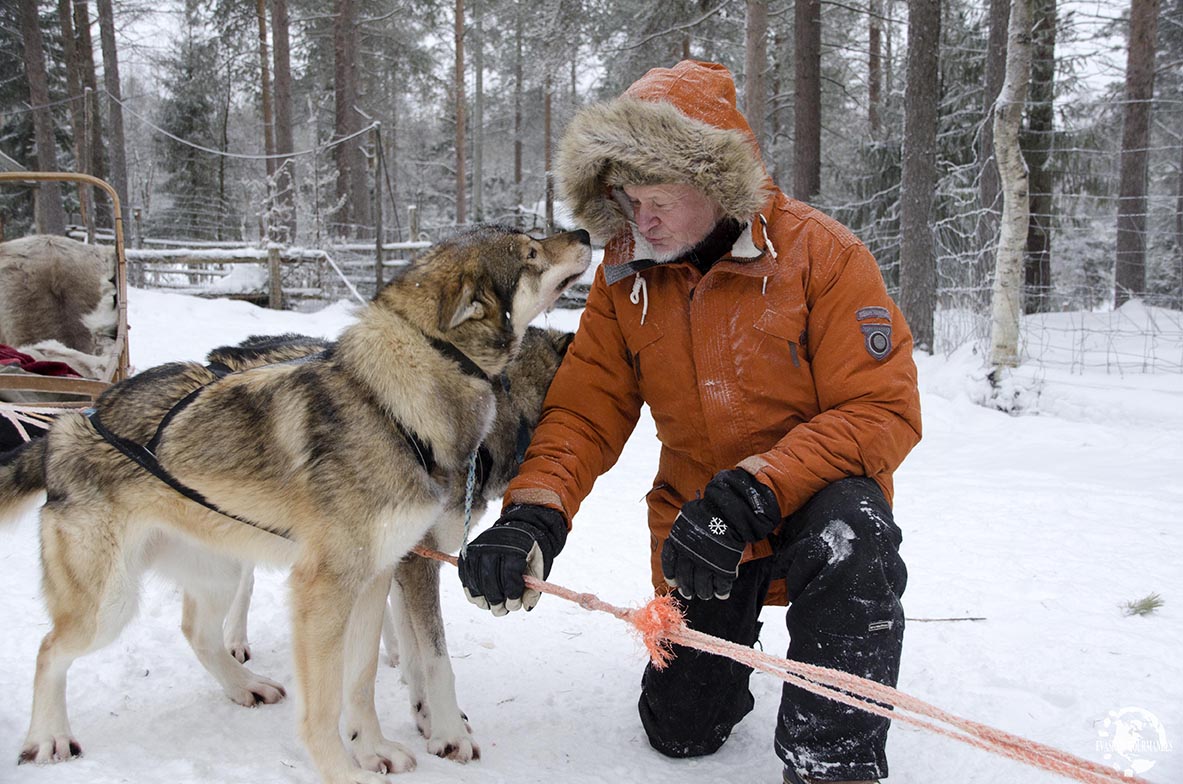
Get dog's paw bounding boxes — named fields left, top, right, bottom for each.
left=426, top=733, right=479, bottom=763
left=18, top=735, right=82, bottom=765
left=226, top=673, right=286, bottom=706
left=355, top=739, right=416, bottom=776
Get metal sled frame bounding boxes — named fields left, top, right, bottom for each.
left=0, top=172, right=130, bottom=421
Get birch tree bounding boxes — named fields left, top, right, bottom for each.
left=988, top=0, right=1033, bottom=371
left=976, top=0, right=1010, bottom=278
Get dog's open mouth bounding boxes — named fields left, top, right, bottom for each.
left=556, top=271, right=583, bottom=292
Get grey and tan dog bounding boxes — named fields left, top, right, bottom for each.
left=206, top=327, right=575, bottom=667
left=0, top=226, right=590, bottom=784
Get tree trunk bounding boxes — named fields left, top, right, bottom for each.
left=18, top=0, right=68, bottom=235
left=976, top=0, right=1010, bottom=279
left=454, top=0, right=467, bottom=225
left=1114, top=0, right=1161, bottom=307
left=472, top=0, right=484, bottom=222
left=333, top=0, right=368, bottom=236
left=1023, top=0, right=1055, bottom=313
left=869, top=0, right=882, bottom=135
left=545, top=73, right=554, bottom=231
left=57, top=0, right=93, bottom=234
left=255, top=0, right=276, bottom=240
left=256, top=0, right=276, bottom=179
left=898, top=0, right=941, bottom=353
left=96, top=0, right=129, bottom=223
left=744, top=0, right=768, bottom=147
left=793, top=0, right=821, bottom=200
left=271, top=0, right=296, bottom=242
left=513, top=5, right=522, bottom=223
left=989, top=0, right=1032, bottom=370
left=74, top=0, right=108, bottom=196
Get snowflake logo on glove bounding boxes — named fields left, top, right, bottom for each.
left=708, top=516, right=727, bottom=536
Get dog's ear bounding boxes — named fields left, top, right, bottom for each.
left=439, top=276, right=486, bottom=331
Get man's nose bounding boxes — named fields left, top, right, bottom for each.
left=636, top=205, right=658, bottom=232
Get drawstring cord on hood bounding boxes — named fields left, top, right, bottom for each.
left=759, top=215, right=778, bottom=296
left=630, top=274, right=649, bottom=324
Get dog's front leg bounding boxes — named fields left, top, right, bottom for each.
left=291, top=558, right=400, bottom=784
left=343, top=566, right=416, bottom=775
left=395, top=551, right=479, bottom=762
left=223, top=561, right=254, bottom=663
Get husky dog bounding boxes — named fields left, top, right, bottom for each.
left=0, top=226, right=591, bottom=784
left=203, top=328, right=575, bottom=665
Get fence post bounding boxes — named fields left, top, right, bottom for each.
left=268, top=246, right=283, bottom=309
left=409, top=204, right=419, bottom=242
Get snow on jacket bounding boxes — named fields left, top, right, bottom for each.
left=505, top=60, right=922, bottom=605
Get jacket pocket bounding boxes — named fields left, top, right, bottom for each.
left=623, top=320, right=664, bottom=386
left=753, top=305, right=809, bottom=367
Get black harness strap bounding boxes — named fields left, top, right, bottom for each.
left=87, top=406, right=294, bottom=540
left=424, top=334, right=492, bottom=381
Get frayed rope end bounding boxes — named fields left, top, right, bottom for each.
left=627, top=593, right=685, bottom=670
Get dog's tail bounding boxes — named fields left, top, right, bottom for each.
left=0, top=437, right=47, bottom=523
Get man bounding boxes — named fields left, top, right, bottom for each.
left=458, top=60, right=921, bottom=784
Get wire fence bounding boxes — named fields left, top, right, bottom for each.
left=7, top=86, right=1182, bottom=374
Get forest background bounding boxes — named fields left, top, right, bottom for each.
left=2, top=0, right=1182, bottom=358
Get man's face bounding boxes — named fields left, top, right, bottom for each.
left=623, top=183, right=724, bottom=261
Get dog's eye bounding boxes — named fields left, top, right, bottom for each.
left=528, top=248, right=537, bottom=260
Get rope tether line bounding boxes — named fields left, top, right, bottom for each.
left=412, top=545, right=1155, bottom=784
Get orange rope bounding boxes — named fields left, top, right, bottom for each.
left=414, top=545, right=1154, bottom=784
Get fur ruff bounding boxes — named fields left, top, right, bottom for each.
left=556, top=96, right=769, bottom=242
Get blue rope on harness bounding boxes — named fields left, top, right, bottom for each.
left=461, top=449, right=478, bottom=557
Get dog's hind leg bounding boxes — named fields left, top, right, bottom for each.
left=342, top=565, right=416, bottom=775
left=223, top=562, right=254, bottom=663
left=395, top=549, right=479, bottom=762
left=20, top=506, right=143, bottom=765
left=158, top=542, right=286, bottom=707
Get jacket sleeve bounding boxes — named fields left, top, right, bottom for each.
left=504, top=264, right=645, bottom=524
left=738, top=239, right=923, bottom=517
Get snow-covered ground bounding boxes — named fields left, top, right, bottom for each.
left=2, top=290, right=1179, bottom=784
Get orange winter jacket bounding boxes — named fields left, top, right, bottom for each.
left=505, top=61, right=922, bottom=605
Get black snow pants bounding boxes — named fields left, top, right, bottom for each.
left=637, top=477, right=907, bottom=782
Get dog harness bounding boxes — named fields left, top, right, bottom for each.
left=84, top=362, right=297, bottom=540
left=87, top=337, right=521, bottom=545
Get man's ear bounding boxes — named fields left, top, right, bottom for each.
left=439, top=276, right=486, bottom=331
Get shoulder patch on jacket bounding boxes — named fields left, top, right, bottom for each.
left=861, top=324, right=892, bottom=361
left=856, top=306, right=891, bottom=322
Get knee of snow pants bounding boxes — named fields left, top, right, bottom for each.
left=773, top=476, right=908, bottom=782
left=638, top=556, right=772, bottom=758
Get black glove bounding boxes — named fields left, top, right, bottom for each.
left=458, top=504, right=568, bottom=615
left=661, top=468, right=781, bottom=601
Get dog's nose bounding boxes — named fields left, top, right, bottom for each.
left=572, top=229, right=591, bottom=246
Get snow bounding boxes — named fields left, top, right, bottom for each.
left=2, top=289, right=1180, bottom=784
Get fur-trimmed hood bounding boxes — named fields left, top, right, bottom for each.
left=556, top=60, right=771, bottom=243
